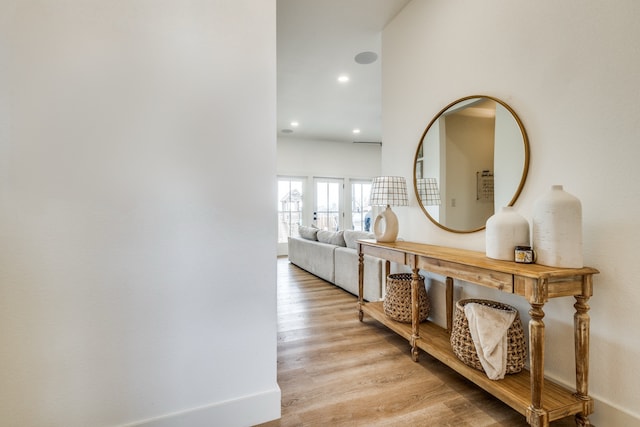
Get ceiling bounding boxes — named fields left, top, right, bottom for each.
left=277, top=0, right=411, bottom=143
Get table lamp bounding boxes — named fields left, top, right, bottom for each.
left=369, top=176, right=408, bottom=242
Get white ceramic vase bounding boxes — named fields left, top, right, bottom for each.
left=532, top=185, right=583, bottom=268
left=485, top=206, right=530, bottom=261
left=373, top=205, right=399, bottom=243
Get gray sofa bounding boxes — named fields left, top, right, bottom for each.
left=288, top=226, right=387, bottom=301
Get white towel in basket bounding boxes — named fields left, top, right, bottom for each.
left=463, top=302, right=516, bottom=380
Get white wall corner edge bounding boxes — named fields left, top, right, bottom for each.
left=121, top=387, right=282, bottom=427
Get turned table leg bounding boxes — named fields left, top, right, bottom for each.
left=358, top=250, right=364, bottom=321
left=574, top=292, right=593, bottom=426
left=528, top=302, right=549, bottom=427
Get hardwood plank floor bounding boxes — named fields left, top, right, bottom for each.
left=258, top=257, right=585, bottom=427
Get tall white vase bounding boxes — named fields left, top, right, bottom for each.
left=485, top=206, right=530, bottom=261
left=532, top=185, right=583, bottom=268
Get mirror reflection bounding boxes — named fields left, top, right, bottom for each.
left=414, top=96, right=529, bottom=233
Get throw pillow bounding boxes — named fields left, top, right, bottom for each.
left=298, top=225, right=319, bottom=241
left=343, top=230, right=375, bottom=249
left=316, top=230, right=346, bottom=247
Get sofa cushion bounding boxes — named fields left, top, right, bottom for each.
left=298, top=225, right=319, bottom=241
left=317, top=230, right=346, bottom=247
left=343, top=230, right=374, bottom=249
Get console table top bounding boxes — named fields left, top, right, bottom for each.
left=357, top=239, right=599, bottom=280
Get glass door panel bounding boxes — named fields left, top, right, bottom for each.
left=314, top=178, right=343, bottom=231
left=278, top=177, right=304, bottom=244
left=351, top=180, right=372, bottom=231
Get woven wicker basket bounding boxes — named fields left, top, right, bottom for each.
left=450, top=299, right=526, bottom=375
left=383, top=273, right=430, bottom=323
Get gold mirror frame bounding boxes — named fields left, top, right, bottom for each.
left=413, top=95, right=530, bottom=233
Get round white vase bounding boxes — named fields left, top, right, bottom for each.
left=532, top=185, right=583, bottom=268
left=485, top=206, right=530, bottom=261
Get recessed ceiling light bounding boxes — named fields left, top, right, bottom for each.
left=353, top=128, right=361, bottom=134
left=354, top=51, right=378, bottom=65
left=290, top=121, right=299, bottom=127
left=337, top=75, right=349, bottom=83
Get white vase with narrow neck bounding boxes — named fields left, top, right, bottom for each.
left=485, top=206, right=530, bottom=261
left=532, top=185, right=583, bottom=268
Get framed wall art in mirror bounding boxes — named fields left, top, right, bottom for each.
left=414, top=95, right=530, bottom=233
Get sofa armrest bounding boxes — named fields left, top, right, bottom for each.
left=288, top=236, right=336, bottom=283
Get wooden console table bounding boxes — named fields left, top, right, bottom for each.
left=357, top=239, right=598, bottom=427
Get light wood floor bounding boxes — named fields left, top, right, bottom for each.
left=258, top=257, right=583, bottom=427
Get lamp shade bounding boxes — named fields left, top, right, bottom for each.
left=417, top=178, right=441, bottom=206
left=370, top=176, right=408, bottom=207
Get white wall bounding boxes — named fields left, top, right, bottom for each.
left=0, top=1, right=279, bottom=426
left=383, top=1, right=640, bottom=425
left=278, top=137, right=381, bottom=178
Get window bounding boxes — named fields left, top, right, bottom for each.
left=351, top=180, right=372, bottom=231
left=314, top=178, right=343, bottom=231
left=278, top=177, right=304, bottom=243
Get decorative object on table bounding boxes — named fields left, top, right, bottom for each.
left=369, top=176, right=409, bottom=242
left=416, top=178, right=441, bottom=206
left=450, top=299, right=526, bottom=380
left=514, top=245, right=535, bottom=264
left=532, top=184, right=583, bottom=268
left=485, top=206, right=530, bottom=261
left=383, top=273, right=430, bottom=323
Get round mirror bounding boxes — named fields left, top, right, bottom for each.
left=414, top=95, right=529, bottom=233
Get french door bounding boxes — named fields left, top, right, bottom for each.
left=314, top=178, right=344, bottom=231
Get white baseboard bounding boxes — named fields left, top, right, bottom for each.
left=542, top=373, right=640, bottom=426
left=122, top=387, right=281, bottom=427
left=117, top=383, right=640, bottom=427
left=590, top=397, right=640, bottom=427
